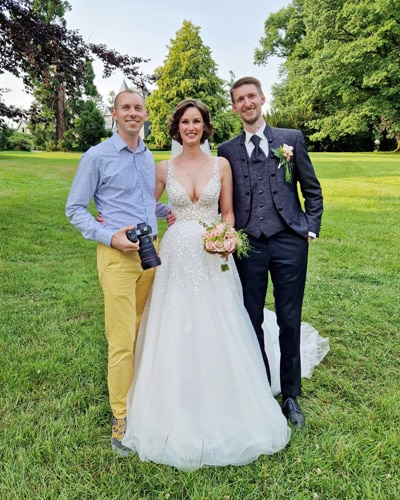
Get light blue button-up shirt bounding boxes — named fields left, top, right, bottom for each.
left=66, top=132, right=167, bottom=247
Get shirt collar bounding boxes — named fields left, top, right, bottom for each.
left=245, top=121, right=267, bottom=145
left=111, top=131, right=147, bottom=153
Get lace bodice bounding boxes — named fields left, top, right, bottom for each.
left=166, top=158, right=220, bottom=223
left=155, top=158, right=226, bottom=296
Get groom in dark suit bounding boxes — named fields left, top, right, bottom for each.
left=218, top=76, right=323, bottom=428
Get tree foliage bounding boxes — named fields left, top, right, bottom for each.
left=146, top=20, right=238, bottom=148
left=0, top=123, right=13, bottom=150
left=255, top=0, right=400, bottom=150
left=28, top=57, right=107, bottom=151
left=0, top=0, right=152, bottom=126
left=255, top=2, right=306, bottom=62
left=60, top=100, right=108, bottom=152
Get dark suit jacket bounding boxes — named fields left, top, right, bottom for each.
left=218, top=124, right=323, bottom=238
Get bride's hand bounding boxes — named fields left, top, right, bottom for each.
left=166, top=209, right=176, bottom=227
left=95, top=212, right=106, bottom=226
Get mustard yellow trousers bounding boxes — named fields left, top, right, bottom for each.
left=97, top=242, right=157, bottom=419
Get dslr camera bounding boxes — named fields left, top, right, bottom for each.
left=126, top=223, right=161, bottom=270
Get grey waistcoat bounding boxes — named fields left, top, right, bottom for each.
left=245, top=152, right=286, bottom=238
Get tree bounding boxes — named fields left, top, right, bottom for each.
left=255, top=0, right=400, bottom=151
left=146, top=20, right=236, bottom=148
left=29, top=57, right=105, bottom=150
left=74, top=100, right=108, bottom=152
left=254, top=2, right=306, bottom=62
left=0, top=0, right=152, bottom=133
left=30, top=0, right=70, bottom=141
left=28, top=84, right=58, bottom=150
left=0, top=122, right=13, bottom=150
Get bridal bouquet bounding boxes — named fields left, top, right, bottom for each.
left=200, top=220, right=250, bottom=271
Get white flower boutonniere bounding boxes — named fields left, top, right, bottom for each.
left=272, top=144, right=294, bottom=183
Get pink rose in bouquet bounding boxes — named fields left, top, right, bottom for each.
left=223, top=238, right=236, bottom=253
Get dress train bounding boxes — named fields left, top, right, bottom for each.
left=262, top=309, right=330, bottom=396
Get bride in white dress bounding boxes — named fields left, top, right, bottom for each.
left=123, top=99, right=329, bottom=470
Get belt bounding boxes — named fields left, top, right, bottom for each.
left=151, top=235, right=158, bottom=241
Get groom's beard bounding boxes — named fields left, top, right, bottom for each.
left=241, top=110, right=262, bottom=126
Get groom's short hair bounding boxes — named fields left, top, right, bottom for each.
left=230, top=77, right=264, bottom=103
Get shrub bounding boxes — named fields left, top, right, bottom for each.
left=8, top=132, right=35, bottom=151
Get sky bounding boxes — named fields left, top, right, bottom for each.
left=1, top=0, right=290, bottom=112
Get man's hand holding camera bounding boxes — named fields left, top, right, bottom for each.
left=96, top=213, right=139, bottom=253
left=96, top=213, right=162, bottom=269
left=110, top=225, right=139, bottom=253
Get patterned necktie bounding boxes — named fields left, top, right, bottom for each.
left=250, top=135, right=266, bottom=163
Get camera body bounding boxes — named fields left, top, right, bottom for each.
left=126, top=223, right=161, bottom=270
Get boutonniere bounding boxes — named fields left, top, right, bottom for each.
left=272, top=144, right=294, bottom=183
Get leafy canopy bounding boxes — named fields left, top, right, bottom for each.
left=255, top=0, right=400, bottom=147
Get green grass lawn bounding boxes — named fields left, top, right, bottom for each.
left=0, top=150, right=399, bottom=499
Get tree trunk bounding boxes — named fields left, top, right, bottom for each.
left=55, top=84, right=66, bottom=142
left=395, top=132, right=400, bottom=152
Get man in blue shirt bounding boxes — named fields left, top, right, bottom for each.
left=66, top=89, right=171, bottom=455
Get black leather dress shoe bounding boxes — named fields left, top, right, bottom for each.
left=282, top=397, right=305, bottom=429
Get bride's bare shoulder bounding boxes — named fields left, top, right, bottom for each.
left=217, top=156, right=231, bottom=171
left=156, top=160, right=169, bottom=181
left=157, top=159, right=169, bottom=171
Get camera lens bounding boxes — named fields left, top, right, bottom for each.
left=138, top=235, right=161, bottom=270
left=125, top=224, right=161, bottom=270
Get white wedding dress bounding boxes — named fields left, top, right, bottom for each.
left=123, top=159, right=329, bottom=470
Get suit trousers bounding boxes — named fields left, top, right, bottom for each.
left=97, top=242, right=157, bottom=418
left=234, top=229, right=308, bottom=398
